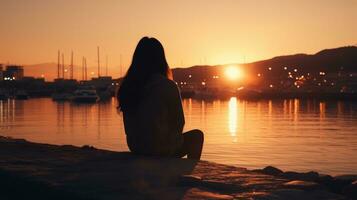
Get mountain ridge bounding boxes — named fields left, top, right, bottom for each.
left=19, top=45, right=357, bottom=81
left=172, top=46, right=357, bottom=82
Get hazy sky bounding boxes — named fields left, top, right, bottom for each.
left=1, top=0, right=356, bottom=73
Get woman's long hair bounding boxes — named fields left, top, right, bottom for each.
left=117, top=37, right=171, bottom=112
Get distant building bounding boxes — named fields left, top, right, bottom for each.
left=21, top=76, right=45, bottom=83
left=90, top=76, right=113, bottom=88
left=3, top=65, right=24, bottom=81
left=0, top=64, right=3, bottom=81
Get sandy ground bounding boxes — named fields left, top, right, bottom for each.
left=0, top=136, right=356, bottom=200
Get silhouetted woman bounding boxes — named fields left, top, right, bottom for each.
left=117, top=37, right=204, bottom=159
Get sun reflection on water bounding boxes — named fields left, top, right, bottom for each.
left=228, top=97, right=237, bottom=139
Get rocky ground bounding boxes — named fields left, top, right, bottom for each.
left=0, top=136, right=356, bottom=200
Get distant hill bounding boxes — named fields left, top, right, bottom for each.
left=22, top=46, right=357, bottom=82
left=172, top=46, right=357, bottom=82
left=244, top=46, right=357, bottom=73
left=23, top=63, right=58, bottom=79
left=23, top=63, right=118, bottom=81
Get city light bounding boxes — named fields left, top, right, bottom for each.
left=4, top=77, right=14, bottom=81
left=225, top=66, right=244, bottom=81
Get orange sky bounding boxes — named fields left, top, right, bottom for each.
left=1, top=0, right=356, bottom=78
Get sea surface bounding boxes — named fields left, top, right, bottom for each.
left=1, top=97, right=357, bottom=175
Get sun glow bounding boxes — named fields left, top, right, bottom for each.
left=225, top=66, right=244, bottom=81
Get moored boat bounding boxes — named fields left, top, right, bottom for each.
left=0, top=89, right=9, bottom=100
left=236, top=87, right=262, bottom=99
left=52, top=92, right=72, bottom=101
left=15, top=90, right=29, bottom=100
left=72, top=85, right=99, bottom=103
left=194, top=88, right=218, bottom=99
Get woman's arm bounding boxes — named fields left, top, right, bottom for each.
left=168, top=81, right=184, bottom=130
left=167, top=81, right=185, bottom=151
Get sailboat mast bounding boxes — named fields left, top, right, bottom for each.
left=120, top=54, right=122, bottom=78
left=82, top=56, right=85, bottom=81
left=84, top=58, right=87, bottom=81
left=61, top=53, right=65, bottom=79
left=57, top=50, right=60, bottom=79
left=97, top=46, right=100, bottom=77
left=106, top=55, right=108, bottom=76
left=70, top=51, right=74, bottom=80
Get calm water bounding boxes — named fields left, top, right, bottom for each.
left=1, top=97, right=357, bottom=175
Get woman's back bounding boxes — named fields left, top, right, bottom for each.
left=122, top=74, right=184, bottom=156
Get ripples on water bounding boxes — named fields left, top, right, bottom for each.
left=1, top=97, right=357, bottom=175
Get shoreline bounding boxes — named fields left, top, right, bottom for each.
left=2, top=91, right=357, bottom=101
left=0, top=136, right=356, bottom=199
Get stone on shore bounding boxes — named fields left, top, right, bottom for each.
left=282, top=171, right=320, bottom=182
left=283, top=180, right=320, bottom=190
left=343, top=181, right=357, bottom=199
left=261, top=166, right=284, bottom=176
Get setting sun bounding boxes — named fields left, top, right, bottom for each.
left=225, top=66, right=244, bottom=81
